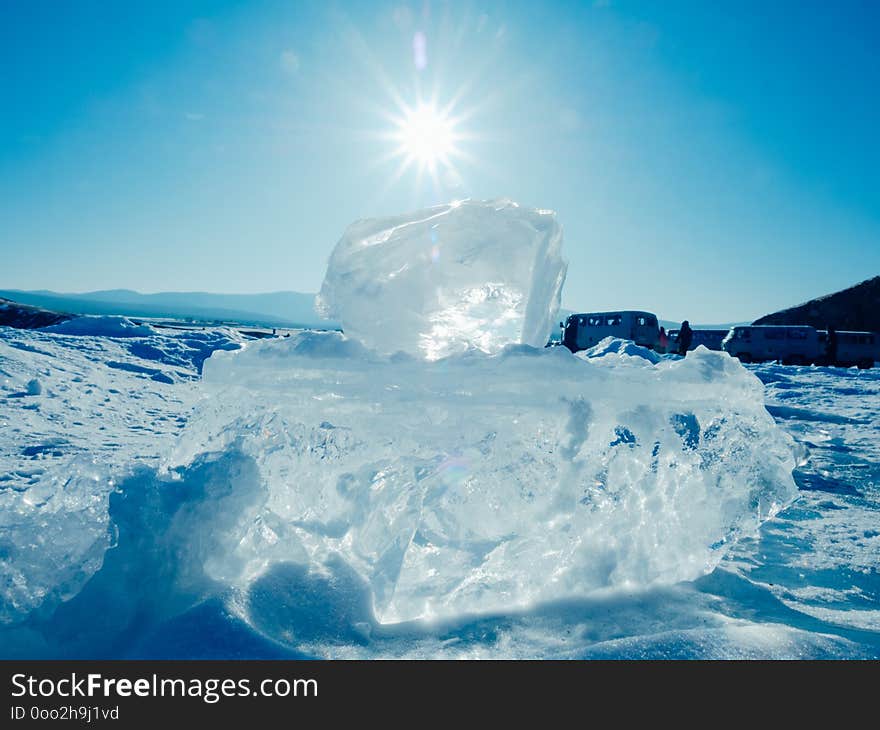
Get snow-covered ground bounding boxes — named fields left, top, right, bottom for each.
left=0, top=318, right=244, bottom=492
left=1, top=319, right=877, bottom=659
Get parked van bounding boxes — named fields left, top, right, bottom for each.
left=561, top=311, right=660, bottom=353
left=668, top=328, right=729, bottom=352
left=818, top=330, right=879, bottom=369
left=721, top=325, right=821, bottom=364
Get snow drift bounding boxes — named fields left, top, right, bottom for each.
left=580, top=336, right=662, bottom=364
left=41, top=315, right=155, bottom=338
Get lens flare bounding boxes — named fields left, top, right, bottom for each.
left=413, top=31, right=427, bottom=70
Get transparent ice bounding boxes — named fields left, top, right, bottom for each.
left=170, top=334, right=799, bottom=623
left=315, top=199, right=567, bottom=359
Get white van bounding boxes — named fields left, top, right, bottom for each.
left=818, top=331, right=879, bottom=369
left=561, top=311, right=660, bottom=353
left=721, top=325, right=820, bottom=364
left=668, top=328, right=728, bottom=352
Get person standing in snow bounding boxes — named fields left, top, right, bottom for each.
left=677, top=320, right=693, bottom=356
left=826, top=326, right=838, bottom=366
left=658, top=326, right=669, bottom=354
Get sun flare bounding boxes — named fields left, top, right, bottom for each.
left=396, top=103, right=456, bottom=170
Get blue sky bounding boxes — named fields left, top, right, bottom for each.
left=1, top=0, right=878, bottom=323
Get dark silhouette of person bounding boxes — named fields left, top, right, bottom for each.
left=826, top=326, right=838, bottom=366
left=562, top=317, right=578, bottom=353
left=678, top=320, right=693, bottom=355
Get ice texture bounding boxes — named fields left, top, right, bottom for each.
left=0, top=458, right=114, bottom=623
left=166, top=335, right=799, bottom=624
left=0, top=324, right=244, bottom=624
left=315, top=199, right=567, bottom=359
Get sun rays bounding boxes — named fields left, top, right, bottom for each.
left=395, top=102, right=455, bottom=171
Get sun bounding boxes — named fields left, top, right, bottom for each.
left=367, top=95, right=472, bottom=202
left=396, top=103, right=456, bottom=170
left=381, top=98, right=469, bottom=195
left=328, top=17, right=492, bottom=202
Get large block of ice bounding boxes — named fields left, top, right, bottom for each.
left=169, top=336, right=798, bottom=626
left=315, top=199, right=567, bottom=359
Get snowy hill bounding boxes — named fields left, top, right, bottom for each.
left=0, top=289, right=337, bottom=329
left=0, top=297, right=73, bottom=329
left=753, top=275, right=880, bottom=332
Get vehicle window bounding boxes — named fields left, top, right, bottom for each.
left=607, top=315, right=621, bottom=326
left=787, top=329, right=807, bottom=340
left=637, top=317, right=646, bottom=326
left=587, top=316, right=602, bottom=327
left=735, top=329, right=751, bottom=340
left=765, top=329, right=785, bottom=340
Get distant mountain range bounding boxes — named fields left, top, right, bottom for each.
left=753, top=275, right=880, bottom=333
left=0, top=289, right=338, bottom=329
left=12, top=279, right=873, bottom=337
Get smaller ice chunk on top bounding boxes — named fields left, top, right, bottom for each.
left=316, top=199, right=567, bottom=359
